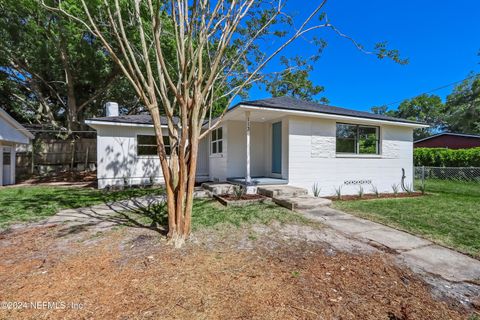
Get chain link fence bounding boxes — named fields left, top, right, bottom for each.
left=414, top=166, right=480, bottom=183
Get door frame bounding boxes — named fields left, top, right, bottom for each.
left=2, top=146, right=12, bottom=186
left=271, top=121, right=282, bottom=177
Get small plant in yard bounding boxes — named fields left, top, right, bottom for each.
left=371, top=184, right=380, bottom=198
left=334, top=185, right=343, bottom=200
left=312, top=183, right=321, bottom=197
left=404, top=183, right=413, bottom=194
left=418, top=183, right=426, bottom=195
left=291, top=271, right=300, bottom=278
left=468, top=315, right=480, bottom=320
left=391, top=183, right=399, bottom=196
left=232, top=185, right=245, bottom=200
left=358, top=186, right=364, bottom=198
left=248, top=233, right=257, bottom=241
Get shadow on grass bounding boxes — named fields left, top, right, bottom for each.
left=53, top=192, right=169, bottom=237
left=0, top=186, right=169, bottom=236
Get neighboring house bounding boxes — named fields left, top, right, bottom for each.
left=0, top=108, right=34, bottom=186
left=86, top=97, right=427, bottom=196
left=414, top=133, right=480, bottom=149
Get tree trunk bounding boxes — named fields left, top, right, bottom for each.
left=58, top=26, right=78, bottom=133
left=148, top=105, right=202, bottom=248
left=164, top=141, right=199, bottom=247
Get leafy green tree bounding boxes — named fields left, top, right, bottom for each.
left=0, top=0, right=129, bottom=132
left=265, top=55, right=328, bottom=103
left=395, top=94, right=445, bottom=139
left=371, top=105, right=391, bottom=115
left=444, top=74, right=480, bottom=134
left=371, top=105, right=387, bottom=115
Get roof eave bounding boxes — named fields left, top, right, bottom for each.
left=234, top=104, right=429, bottom=128
left=85, top=119, right=165, bottom=128
left=0, top=108, right=34, bottom=140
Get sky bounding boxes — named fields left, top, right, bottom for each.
left=247, top=0, right=480, bottom=112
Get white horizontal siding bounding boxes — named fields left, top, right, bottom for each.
left=95, top=125, right=209, bottom=189
left=0, top=116, right=29, bottom=145
left=287, top=116, right=414, bottom=196
left=208, top=120, right=269, bottom=181
left=226, top=120, right=266, bottom=178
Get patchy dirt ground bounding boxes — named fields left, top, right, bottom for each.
left=0, top=221, right=475, bottom=320
left=17, top=170, right=97, bottom=187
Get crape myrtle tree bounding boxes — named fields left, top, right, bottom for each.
left=45, top=0, right=405, bottom=247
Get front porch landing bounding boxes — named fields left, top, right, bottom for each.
left=227, top=177, right=288, bottom=186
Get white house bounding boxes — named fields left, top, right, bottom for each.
left=86, top=97, right=427, bottom=195
left=0, top=108, right=34, bottom=186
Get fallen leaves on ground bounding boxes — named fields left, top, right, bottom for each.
left=0, top=224, right=469, bottom=320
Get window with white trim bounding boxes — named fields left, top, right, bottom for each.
left=210, top=127, right=223, bottom=154
left=137, top=135, right=171, bottom=156
left=336, top=123, right=379, bottom=154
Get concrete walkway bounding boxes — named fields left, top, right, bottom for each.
left=44, top=195, right=168, bottom=234
left=300, top=206, right=480, bottom=284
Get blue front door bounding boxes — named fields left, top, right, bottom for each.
left=272, top=122, right=282, bottom=174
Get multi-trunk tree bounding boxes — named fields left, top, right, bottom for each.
left=46, top=0, right=405, bottom=247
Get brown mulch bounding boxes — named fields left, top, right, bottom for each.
left=17, top=170, right=97, bottom=185
left=0, top=225, right=471, bottom=320
left=326, top=192, right=424, bottom=201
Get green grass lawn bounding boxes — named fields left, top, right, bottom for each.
left=0, top=185, right=308, bottom=231
left=115, top=198, right=312, bottom=231
left=333, top=180, right=480, bottom=258
left=0, top=186, right=164, bottom=228
left=191, top=200, right=311, bottom=230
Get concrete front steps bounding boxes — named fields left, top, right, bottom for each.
left=257, top=185, right=332, bottom=210
left=201, top=182, right=332, bottom=210
left=257, top=185, right=307, bottom=197
left=273, top=195, right=332, bottom=210
left=201, top=182, right=234, bottom=195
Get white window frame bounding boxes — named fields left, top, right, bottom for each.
left=335, top=123, right=380, bottom=155
left=210, top=127, right=223, bottom=155
left=136, top=134, right=171, bottom=157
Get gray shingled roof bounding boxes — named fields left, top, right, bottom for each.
left=87, top=96, right=423, bottom=126
left=234, top=96, right=423, bottom=125
left=87, top=114, right=177, bottom=125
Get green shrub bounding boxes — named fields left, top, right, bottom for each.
left=414, top=147, right=480, bottom=167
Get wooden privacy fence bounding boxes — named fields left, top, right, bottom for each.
left=16, top=138, right=97, bottom=176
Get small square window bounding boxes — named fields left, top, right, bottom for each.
left=336, top=123, right=379, bottom=155
left=211, top=127, right=223, bottom=155
left=137, top=135, right=171, bottom=156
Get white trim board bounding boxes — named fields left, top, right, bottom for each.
left=234, top=105, right=429, bottom=129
